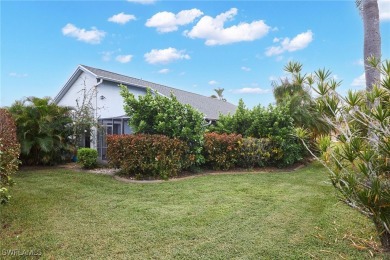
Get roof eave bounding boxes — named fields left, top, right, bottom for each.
left=54, top=65, right=98, bottom=104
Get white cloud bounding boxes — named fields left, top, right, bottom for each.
left=146, top=9, right=203, bottom=33
left=9, top=72, right=28, bottom=78
left=379, top=0, right=390, bottom=21
left=127, top=0, right=156, bottom=4
left=158, top=68, right=170, bottom=74
left=232, top=88, right=270, bottom=94
left=185, top=8, right=270, bottom=46
left=144, top=47, right=190, bottom=64
left=62, top=23, right=105, bottom=44
left=265, top=30, right=313, bottom=56
left=116, top=55, right=133, bottom=63
left=108, top=13, right=136, bottom=24
left=208, top=80, right=218, bottom=85
left=351, top=73, right=366, bottom=87
left=241, top=66, right=251, bottom=71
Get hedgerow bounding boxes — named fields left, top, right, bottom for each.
left=0, top=109, right=20, bottom=204
left=211, top=101, right=305, bottom=167
left=107, top=134, right=191, bottom=180
left=203, top=133, right=242, bottom=170
left=120, top=86, right=205, bottom=168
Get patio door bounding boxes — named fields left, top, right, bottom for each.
left=98, top=125, right=112, bottom=160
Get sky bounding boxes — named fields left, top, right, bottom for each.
left=1, top=0, right=390, bottom=108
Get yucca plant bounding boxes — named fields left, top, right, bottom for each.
left=272, top=61, right=333, bottom=138
left=297, top=59, right=390, bottom=252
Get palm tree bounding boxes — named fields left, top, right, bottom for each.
left=211, top=88, right=226, bottom=101
left=8, top=97, right=73, bottom=165
left=356, top=0, right=381, bottom=91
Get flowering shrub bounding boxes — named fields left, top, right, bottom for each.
left=203, top=133, right=242, bottom=170
left=107, top=134, right=191, bottom=180
left=0, top=109, right=20, bottom=204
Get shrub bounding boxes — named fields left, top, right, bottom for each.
left=209, top=102, right=306, bottom=167
left=203, top=133, right=242, bottom=170
left=77, top=148, right=98, bottom=169
left=0, top=109, right=20, bottom=204
left=107, top=134, right=190, bottom=180
left=120, top=86, right=205, bottom=167
left=211, top=99, right=252, bottom=136
left=238, top=137, right=271, bottom=168
left=268, top=136, right=306, bottom=167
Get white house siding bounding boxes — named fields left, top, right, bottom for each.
left=97, top=81, right=146, bottom=119
left=57, top=71, right=97, bottom=111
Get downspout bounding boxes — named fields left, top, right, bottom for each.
left=95, top=78, right=103, bottom=119
left=94, top=78, right=103, bottom=154
left=202, top=117, right=213, bottom=127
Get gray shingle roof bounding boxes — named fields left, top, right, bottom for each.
left=81, top=65, right=236, bottom=120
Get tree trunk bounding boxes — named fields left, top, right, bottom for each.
left=379, top=230, right=390, bottom=253
left=362, top=0, right=381, bottom=91
left=374, top=219, right=390, bottom=253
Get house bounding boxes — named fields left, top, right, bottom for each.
left=54, top=65, right=237, bottom=159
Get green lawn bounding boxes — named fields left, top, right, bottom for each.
left=0, top=163, right=384, bottom=259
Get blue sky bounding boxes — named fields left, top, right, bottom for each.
left=1, top=0, right=390, bottom=108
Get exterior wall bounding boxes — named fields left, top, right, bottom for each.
left=57, top=71, right=97, bottom=110
left=96, top=81, right=145, bottom=118
left=56, top=70, right=146, bottom=152
left=57, top=71, right=146, bottom=119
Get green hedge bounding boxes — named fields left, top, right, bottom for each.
left=107, top=134, right=191, bottom=180
left=77, top=148, right=98, bottom=169
left=107, top=132, right=305, bottom=179
left=0, top=109, right=20, bottom=204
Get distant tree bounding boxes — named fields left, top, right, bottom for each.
left=8, top=97, right=73, bottom=165
left=211, top=88, right=226, bottom=101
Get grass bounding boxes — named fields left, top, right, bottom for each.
left=0, top=163, right=385, bottom=259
